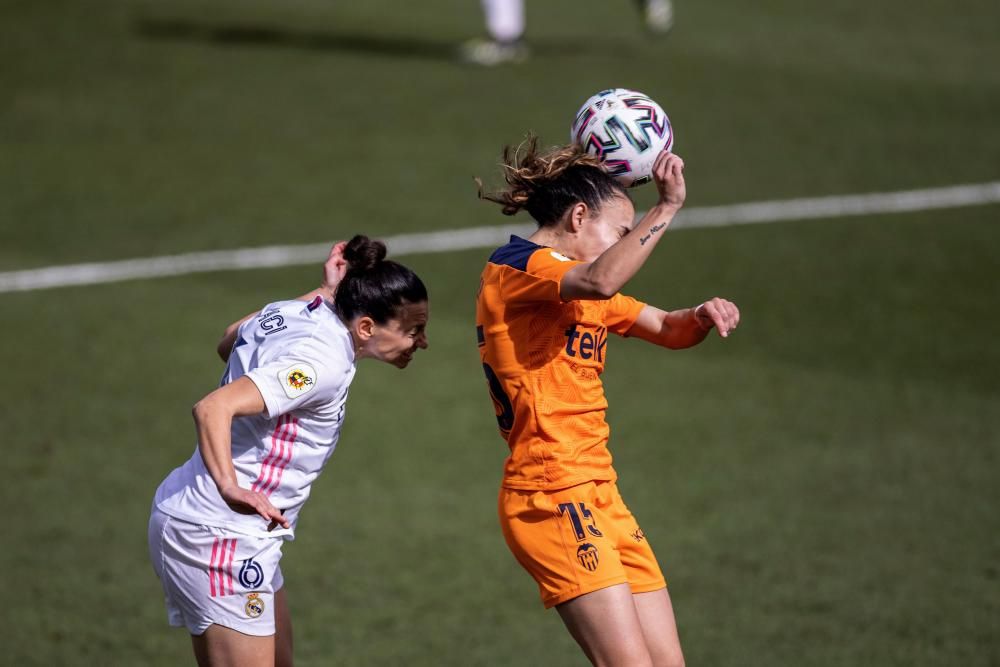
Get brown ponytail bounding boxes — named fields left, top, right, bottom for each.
left=477, top=135, right=629, bottom=226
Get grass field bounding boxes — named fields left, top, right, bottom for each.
left=2, top=0, right=998, bottom=665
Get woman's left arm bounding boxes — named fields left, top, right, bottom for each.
left=627, top=298, right=740, bottom=349
left=217, top=242, right=349, bottom=362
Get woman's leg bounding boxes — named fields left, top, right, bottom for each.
left=189, top=578, right=290, bottom=667
left=633, top=588, right=685, bottom=667
left=191, top=625, right=275, bottom=667
left=556, top=583, right=654, bottom=667
left=274, top=587, right=293, bottom=667
left=481, top=0, right=525, bottom=43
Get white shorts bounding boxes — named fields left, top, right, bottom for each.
left=148, top=507, right=284, bottom=636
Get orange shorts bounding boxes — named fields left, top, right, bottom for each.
left=498, top=480, right=666, bottom=608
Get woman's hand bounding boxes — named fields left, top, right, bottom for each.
left=320, top=241, right=349, bottom=301
left=694, top=297, right=741, bottom=338
left=219, top=483, right=290, bottom=530
left=652, top=151, right=686, bottom=210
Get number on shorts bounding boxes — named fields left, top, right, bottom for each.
left=238, top=557, right=265, bottom=589
left=558, top=502, right=603, bottom=541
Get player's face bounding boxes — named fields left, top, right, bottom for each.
left=367, top=301, right=429, bottom=369
left=577, top=194, right=636, bottom=262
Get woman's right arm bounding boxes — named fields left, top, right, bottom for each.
left=192, top=376, right=290, bottom=529
left=560, top=152, right=686, bottom=301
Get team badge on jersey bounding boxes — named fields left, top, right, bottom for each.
left=245, top=592, right=265, bottom=619
left=280, top=364, right=316, bottom=399
left=550, top=250, right=571, bottom=262
left=576, top=543, right=600, bottom=571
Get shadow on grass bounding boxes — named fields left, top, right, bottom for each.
left=134, top=18, right=591, bottom=62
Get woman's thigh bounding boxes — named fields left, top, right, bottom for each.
left=556, top=584, right=685, bottom=667
left=192, top=624, right=276, bottom=667
left=274, top=587, right=293, bottom=667
left=189, top=585, right=292, bottom=667
left=556, top=583, right=653, bottom=667
left=633, top=587, right=684, bottom=667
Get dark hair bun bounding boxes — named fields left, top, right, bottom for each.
left=343, top=235, right=387, bottom=272
left=334, top=236, right=428, bottom=325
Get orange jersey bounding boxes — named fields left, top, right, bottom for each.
left=477, top=236, right=646, bottom=491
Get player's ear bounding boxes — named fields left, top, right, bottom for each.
left=354, top=316, right=377, bottom=342
left=568, top=202, right=588, bottom=232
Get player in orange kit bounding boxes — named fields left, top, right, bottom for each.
left=476, top=136, right=739, bottom=667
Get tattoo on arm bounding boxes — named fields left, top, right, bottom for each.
left=639, top=222, right=667, bottom=246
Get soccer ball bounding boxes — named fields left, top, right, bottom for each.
left=570, top=88, right=674, bottom=187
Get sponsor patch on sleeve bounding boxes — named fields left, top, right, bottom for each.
left=279, top=363, right=317, bottom=399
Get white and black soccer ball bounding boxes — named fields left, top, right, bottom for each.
left=570, top=88, right=674, bottom=187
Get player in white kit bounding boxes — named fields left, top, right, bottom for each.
left=148, top=235, right=429, bottom=666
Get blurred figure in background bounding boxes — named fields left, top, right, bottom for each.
left=462, top=0, right=674, bottom=66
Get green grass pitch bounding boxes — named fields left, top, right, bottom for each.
left=1, top=0, right=998, bottom=664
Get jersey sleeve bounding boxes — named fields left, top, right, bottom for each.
left=605, top=293, right=647, bottom=336
left=245, top=339, right=347, bottom=418
left=500, top=248, right=582, bottom=304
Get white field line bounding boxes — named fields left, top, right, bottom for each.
left=2, top=181, right=998, bottom=294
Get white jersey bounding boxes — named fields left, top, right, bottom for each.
left=154, top=296, right=356, bottom=539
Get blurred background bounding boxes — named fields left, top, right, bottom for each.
left=1, top=0, right=997, bottom=664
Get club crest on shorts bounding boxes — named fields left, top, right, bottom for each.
left=245, top=592, right=265, bottom=619
left=279, top=363, right=316, bottom=399
left=576, top=543, right=600, bottom=571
